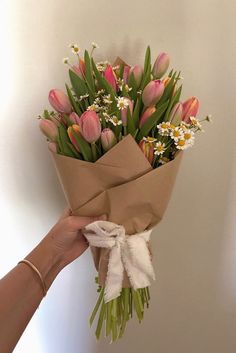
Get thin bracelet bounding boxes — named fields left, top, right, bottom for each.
left=18, top=259, right=47, bottom=297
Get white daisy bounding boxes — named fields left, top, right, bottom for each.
left=205, top=114, right=213, bottom=123
left=183, top=130, right=195, bottom=145
left=175, top=139, right=190, bottom=150
left=157, top=122, right=171, bottom=136
left=143, top=137, right=157, bottom=144
left=189, top=116, right=202, bottom=130
left=170, top=127, right=184, bottom=142
left=154, top=142, right=166, bottom=155
left=70, top=44, right=80, bottom=55
left=62, top=57, right=69, bottom=64
left=87, top=104, right=100, bottom=111
left=109, top=116, right=122, bottom=126
left=116, top=97, right=129, bottom=110
left=92, top=42, right=99, bottom=49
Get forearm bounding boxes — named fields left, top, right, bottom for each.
left=0, top=236, right=64, bottom=353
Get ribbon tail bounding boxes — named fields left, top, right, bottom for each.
left=104, top=244, right=124, bottom=303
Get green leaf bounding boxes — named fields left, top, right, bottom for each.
left=84, top=50, right=95, bottom=98
left=128, top=72, right=137, bottom=101
left=158, top=71, right=177, bottom=105
left=69, top=69, right=88, bottom=97
left=138, top=100, right=169, bottom=140
left=65, top=84, right=82, bottom=115
left=132, top=97, right=142, bottom=128
left=126, top=107, right=136, bottom=136
left=71, top=129, right=92, bottom=161
left=140, top=46, right=151, bottom=89
left=66, top=142, right=81, bottom=159
left=58, top=125, right=75, bottom=157
left=91, top=58, right=116, bottom=98
left=164, top=85, right=182, bottom=122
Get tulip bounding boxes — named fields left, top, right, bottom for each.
left=101, top=128, right=117, bottom=151
left=182, top=97, right=199, bottom=123
left=142, top=80, right=165, bottom=107
left=123, top=65, right=130, bottom=84
left=39, top=119, right=58, bottom=141
left=79, top=110, right=101, bottom=143
left=162, top=76, right=177, bottom=96
left=48, top=142, right=58, bottom=153
left=103, top=65, right=118, bottom=91
left=48, top=89, right=72, bottom=114
left=169, top=102, right=183, bottom=126
left=69, top=112, right=80, bottom=125
left=139, top=107, right=156, bottom=127
left=139, top=140, right=154, bottom=164
left=121, top=98, right=134, bottom=126
left=152, top=52, right=170, bottom=79
left=68, top=124, right=81, bottom=152
left=72, top=58, right=85, bottom=79
left=129, top=65, right=143, bottom=87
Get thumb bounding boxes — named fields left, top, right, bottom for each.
left=68, top=214, right=107, bottom=231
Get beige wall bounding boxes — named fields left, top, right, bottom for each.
left=0, top=0, right=236, bottom=352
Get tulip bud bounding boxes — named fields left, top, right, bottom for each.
left=72, top=58, right=85, bottom=78
left=120, top=98, right=134, bottom=126
left=123, top=65, right=131, bottom=84
left=48, top=89, right=72, bottom=114
left=48, top=142, right=58, bottom=153
left=139, top=140, right=154, bottom=164
left=79, top=110, right=101, bottom=143
left=139, top=107, right=156, bottom=127
left=101, top=128, right=117, bottom=151
left=152, top=52, right=170, bottom=79
left=69, top=112, right=80, bottom=125
left=68, top=124, right=81, bottom=152
left=129, top=65, right=143, bottom=87
left=103, top=65, right=118, bottom=91
left=142, top=80, right=165, bottom=107
left=182, top=97, right=199, bottom=123
left=39, top=119, right=58, bottom=141
left=169, top=102, right=183, bottom=126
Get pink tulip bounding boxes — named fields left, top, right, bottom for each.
left=101, top=128, right=117, bottom=151
left=139, top=140, right=154, bottom=164
left=152, top=52, right=170, bottom=79
left=139, top=107, right=156, bottom=127
left=39, top=119, right=58, bottom=141
left=123, top=65, right=131, bottom=83
left=103, top=65, right=118, bottom=91
left=79, top=110, right=101, bottom=143
left=169, top=102, right=183, bottom=125
left=48, top=89, right=72, bottom=114
left=129, top=65, right=143, bottom=87
left=69, top=112, right=80, bottom=125
left=182, top=97, right=199, bottom=123
left=68, top=124, right=81, bottom=152
left=72, top=58, right=85, bottom=78
left=48, top=142, right=58, bottom=153
left=142, top=80, right=165, bottom=107
left=121, top=98, right=134, bottom=126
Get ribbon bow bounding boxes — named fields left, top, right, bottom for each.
left=83, top=221, right=155, bottom=303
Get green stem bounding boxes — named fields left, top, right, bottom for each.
left=91, top=142, right=98, bottom=161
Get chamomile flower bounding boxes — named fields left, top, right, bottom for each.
left=143, top=137, right=157, bottom=144
left=92, top=42, right=99, bottom=49
left=157, top=122, right=171, bottom=136
left=154, top=142, right=166, bottom=155
left=189, top=116, right=202, bottom=130
left=109, top=116, right=122, bottom=126
left=182, top=129, right=195, bottom=145
left=170, top=127, right=184, bottom=142
left=175, top=139, right=189, bottom=150
left=205, top=114, right=213, bottom=123
left=103, top=94, right=113, bottom=105
left=116, top=97, right=129, bottom=110
left=62, top=57, right=69, bottom=65
left=70, top=44, right=80, bottom=55
left=79, top=94, right=89, bottom=101
left=87, top=104, right=100, bottom=112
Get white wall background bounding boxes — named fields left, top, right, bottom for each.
left=0, top=0, right=236, bottom=352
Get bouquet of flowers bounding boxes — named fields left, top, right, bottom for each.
left=38, top=42, right=211, bottom=341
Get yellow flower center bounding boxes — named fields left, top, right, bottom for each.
left=184, top=133, right=191, bottom=140
left=178, top=140, right=186, bottom=146
left=161, top=123, right=169, bottom=129
left=173, top=130, right=181, bottom=137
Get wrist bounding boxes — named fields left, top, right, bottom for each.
left=25, top=236, right=64, bottom=291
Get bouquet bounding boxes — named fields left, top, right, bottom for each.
left=38, top=42, right=211, bottom=341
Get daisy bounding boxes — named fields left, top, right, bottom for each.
left=69, top=44, right=80, bottom=55
left=87, top=104, right=100, bottom=112
left=189, top=116, right=202, bottom=130
left=116, top=97, right=129, bottom=110
left=92, top=42, right=99, bottom=49
left=157, top=122, right=171, bottom=136
left=154, top=142, right=166, bottom=155
left=109, top=116, right=122, bottom=126
left=62, top=57, right=69, bottom=65
left=170, top=127, right=184, bottom=142
left=175, top=139, right=190, bottom=150
left=183, top=129, right=195, bottom=145
left=143, top=137, right=157, bottom=144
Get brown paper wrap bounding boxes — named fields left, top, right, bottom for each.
left=52, top=135, right=182, bottom=285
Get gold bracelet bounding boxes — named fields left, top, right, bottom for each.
left=18, top=259, right=47, bottom=297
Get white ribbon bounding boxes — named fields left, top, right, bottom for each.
left=83, top=221, right=156, bottom=303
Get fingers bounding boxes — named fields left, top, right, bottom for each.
left=59, top=207, right=72, bottom=220
left=66, top=214, right=107, bottom=231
